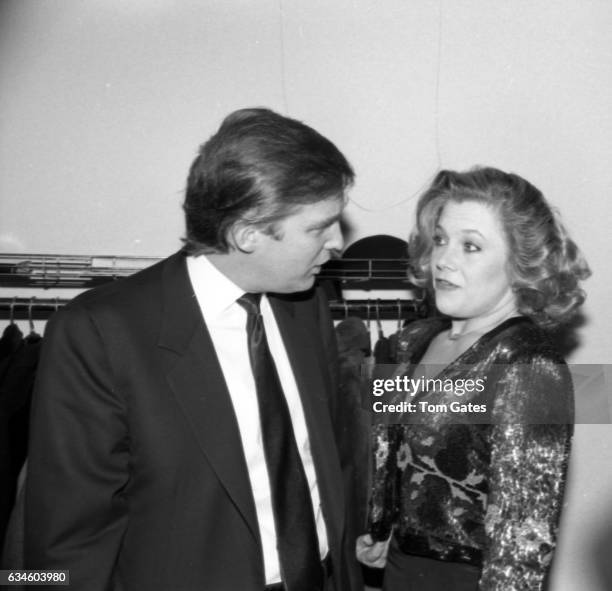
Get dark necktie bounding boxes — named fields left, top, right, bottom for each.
left=237, top=293, right=323, bottom=591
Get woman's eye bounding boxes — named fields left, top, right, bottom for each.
left=433, top=234, right=446, bottom=246
left=464, top=242, right=481, bottom=252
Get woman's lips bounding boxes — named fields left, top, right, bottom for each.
left=435, top=278, right=459, bottom=290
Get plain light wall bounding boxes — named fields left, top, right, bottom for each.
left=1, top=1, right=611, bottom=589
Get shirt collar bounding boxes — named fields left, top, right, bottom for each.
left=186, top=254, right=245, bottom=319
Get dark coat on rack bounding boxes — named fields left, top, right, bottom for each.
left=0, top=325, right=40, bottom=560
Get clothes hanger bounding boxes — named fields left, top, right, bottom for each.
left=373, top=299, right=391, bottom=363
left=0, top=298, right=24, bottom=361
left=25, top=298, right=42, bottom=343
left=28, top=298, right=35, bottom=334
left=396, top=299, right=403, bottom=333
left=376, top=300, right=384, bottom=338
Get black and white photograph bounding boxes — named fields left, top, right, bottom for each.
left=1, top=2, right=610, bottom=590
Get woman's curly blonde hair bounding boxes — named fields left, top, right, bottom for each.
left=409, top=166, right=591, bottom=328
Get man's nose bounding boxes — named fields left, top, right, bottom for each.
left=324, top=221, right=344, bottom=252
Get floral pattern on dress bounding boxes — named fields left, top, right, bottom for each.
left=367, top=317, right=573, bottom=591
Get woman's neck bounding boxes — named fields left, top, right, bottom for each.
left=448, top=298, right=519, bottom=341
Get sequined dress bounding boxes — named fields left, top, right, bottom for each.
left=368, top=316, right=573, bottom=590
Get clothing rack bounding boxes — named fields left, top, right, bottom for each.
left=0, top=253, right=158, bottom=288
left=0, top=253, right=426, bottom=321
left=0, top=253, right=415, bottom=288
left=328, top=298, right=428, bottom=321
left=0, top=296, right=428, bottom=322
left=0, top=297, right=66, bottom=321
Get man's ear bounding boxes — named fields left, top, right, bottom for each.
left=228, top=222, right=259, bottom=253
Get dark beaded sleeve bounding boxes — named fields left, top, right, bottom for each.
left=480, top=356, right=573, bottom=590
left=368, top=422, right=400, bottom=541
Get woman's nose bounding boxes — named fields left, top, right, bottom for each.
left=435, top=246, right=457, bottom=270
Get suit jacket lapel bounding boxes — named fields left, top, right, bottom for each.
left=156, top=252, right=260, bottom=544
left=269, top=295, right=345, bottom=546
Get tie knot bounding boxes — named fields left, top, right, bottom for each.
left=237, top=292, right=262, bottom=316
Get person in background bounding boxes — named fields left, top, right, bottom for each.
left=25, top=108, right=360, bottom=591
left=356, top=166, right=590, bottom=590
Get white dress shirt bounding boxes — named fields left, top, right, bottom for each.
left=186, top=254, right=328, bottom=584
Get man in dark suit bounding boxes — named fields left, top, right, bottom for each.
left=24, top=108, right=357, bottom=590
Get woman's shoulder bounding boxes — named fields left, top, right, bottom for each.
left=486, top=318, right=574, bottom=423
left=489, top=317, right=566, bottom=365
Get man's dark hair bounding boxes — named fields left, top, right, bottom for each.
left=183, top=107, right=354, bottom=254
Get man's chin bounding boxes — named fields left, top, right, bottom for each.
left=274, top=277, right=316, bottom=295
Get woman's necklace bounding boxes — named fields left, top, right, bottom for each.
left=447, top=331, right=471, bottom=341
left=447, top=313, right=519, bottom=341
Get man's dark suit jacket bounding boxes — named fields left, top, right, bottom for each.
left=24, top=251, right=355, bottom=590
